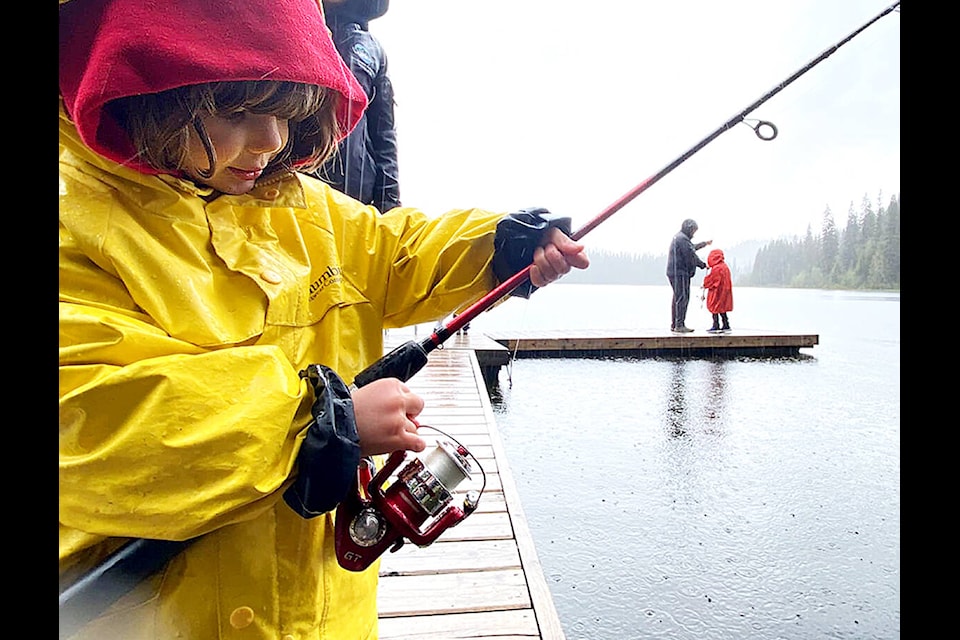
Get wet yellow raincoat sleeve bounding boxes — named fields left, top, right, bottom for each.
left=59, top=106, right=505, bottom=639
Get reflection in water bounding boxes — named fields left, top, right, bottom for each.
left=703, top=360, right=727, bottom=432
left=666, top=360, right=688, bottom=437
left=659, top=359, right=731, bottom=514
left=664, top=359, right=728, bottom=438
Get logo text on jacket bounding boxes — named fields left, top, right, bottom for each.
left=309, top=265, right=343, bottom=301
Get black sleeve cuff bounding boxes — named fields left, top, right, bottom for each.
left=492, top=207, right=572, bottom=299
left=283, top=364, right=361, bottom=518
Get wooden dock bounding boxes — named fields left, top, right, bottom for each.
left=374, top=328, right=818, bottom=637
left=376, top=343, right=565, bottom=640
left=486, top=328, right=818, bottom=359
left=470, top=329, right=818, bottom=388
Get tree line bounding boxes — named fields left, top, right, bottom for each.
left=562, top=192, right=900, bottom=291
left=741, top=193, right=899, bottom=290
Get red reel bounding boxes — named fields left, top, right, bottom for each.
left=334, top=438, right=482, bottom=572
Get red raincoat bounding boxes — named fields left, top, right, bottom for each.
left=702, top=249, right=733, bottom=314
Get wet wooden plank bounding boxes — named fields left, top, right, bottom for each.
left=379, top=609, right=540, bottom=640
left=376, top=346, right=566, bottom=639
left=380, top=539, right=521, bottom=576
left=378, top=569, right=531, bottom=617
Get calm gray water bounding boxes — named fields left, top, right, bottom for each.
left=463, top=285, right=900, bottom=640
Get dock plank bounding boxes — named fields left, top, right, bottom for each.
left=379, top=610, right=540, bottom=640
left=380, top=539, right=521, bottom=576
left=376, top=346, right=565, bottom=639
left=379, top=569, right=531, bottom=617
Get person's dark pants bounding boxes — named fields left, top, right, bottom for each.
left=668, top=275, right=691, bottom=329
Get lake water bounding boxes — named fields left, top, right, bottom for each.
left=452, top=285, right=900, bottom=640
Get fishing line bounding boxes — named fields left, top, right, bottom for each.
left=507, top=337, right=519, bottom=389
left=417, top=424, right=487, bottom=497
left=504, top=295, right=535, bottom=389
left=423, top=1, right=900, bottom=352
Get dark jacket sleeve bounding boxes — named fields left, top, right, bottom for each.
left=364, top=44, right=400, bottom=211
left=344, top=26, right=400, bottom=211
left=283, top=365, right=361, bottom=518
left=319, top=23, right=400, bottom=212
left=692, top=242, right=708, bottom=270
left=492, top=208, right=572, bottom=299
left=678, top=240, right=694, bottom=276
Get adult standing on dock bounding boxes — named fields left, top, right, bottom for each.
left=312, top=0, right=401, bottom=213
left=666, top=218, right=711, bottom=333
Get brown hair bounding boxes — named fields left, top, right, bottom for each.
left=106, top=80, right=341, bottom=180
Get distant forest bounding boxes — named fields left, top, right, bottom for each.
left=563, top=192, right=900, bottom=291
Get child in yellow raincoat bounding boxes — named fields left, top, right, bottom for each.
left=58, top=1, right=589, bottom=638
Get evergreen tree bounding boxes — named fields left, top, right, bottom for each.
left=856, top=194, right=878, bottom=285
left=876, top=194, right=900, bottom=288
left=860, top=194, right=878, bottom=240
left=837, top=202, right=860, bottom=287
left=820, top=207, right=839, bottom=279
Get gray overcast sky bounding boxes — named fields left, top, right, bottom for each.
left=372, top=1, right=900, bottom=256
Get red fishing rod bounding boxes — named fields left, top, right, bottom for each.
left=354, top=0, right=901, bottom=387
left=59, top=2, right=899, bottom=636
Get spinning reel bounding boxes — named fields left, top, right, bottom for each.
left=334, top=428, right=485, bottom=572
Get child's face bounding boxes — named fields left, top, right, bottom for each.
left=185, top=111, right=290, bottom=195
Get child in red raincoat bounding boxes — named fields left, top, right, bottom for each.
left=702, top=248, right=733, bottom=332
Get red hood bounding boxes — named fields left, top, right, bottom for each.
left=707, top=249, right=725, bottom=267
left=59, top=0, right=368, bottom=174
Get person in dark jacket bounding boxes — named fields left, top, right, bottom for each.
left=314, top=0, right=400, bottom=212
left=666, top=218, right=712, bottom=333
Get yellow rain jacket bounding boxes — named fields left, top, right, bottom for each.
left=59, top=106, right=504, bottom=638
left=59, top=1, right=536, bottom=638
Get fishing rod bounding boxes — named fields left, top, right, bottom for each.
left=59, top=2, right=899, bottom=636
left=356, top=0, right=901, bottom=385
